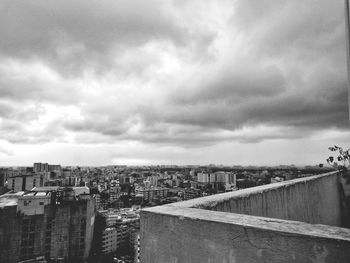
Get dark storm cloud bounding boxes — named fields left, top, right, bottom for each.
left=0, top=0, right=213, bottom=77
left=154, top=0, right=349, bottom=136
left=164, top=67, right=348, bottom=132
left=0, top=0, right=348, bottom=147
left=174, top=64, right=286, bottom=104
left=232, top=0, right=344, bottom=54
left=0, top=0, right=181, bottom=52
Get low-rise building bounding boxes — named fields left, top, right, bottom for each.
left=135, top=187, right=169, bottom=203
left=96, top=209, right=140, bottom=258
left=184, top=188, right=201, bottom=200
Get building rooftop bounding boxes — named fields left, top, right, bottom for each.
left=21, top=191, right=51, bottom=198
left=136, top=186, right=169, bottom=191
left=31, top=186, right=60, bottom=192
left=0, top=191, right=24, bottom=207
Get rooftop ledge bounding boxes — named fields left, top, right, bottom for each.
left=140, top=171, right=350, bottom=263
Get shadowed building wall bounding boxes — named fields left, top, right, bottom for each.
left=0, top=188, right=95, bottom=263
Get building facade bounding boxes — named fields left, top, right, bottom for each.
left=0, top=187, right=95, bottom=263
left=135, top=187, right=169, bottom=203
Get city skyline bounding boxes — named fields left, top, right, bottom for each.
left=0, top=0, right=349, bottom=166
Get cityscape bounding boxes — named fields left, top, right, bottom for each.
left=1, top=0, right=350, bottom=262
left=0, top=162, right=334, bottom=262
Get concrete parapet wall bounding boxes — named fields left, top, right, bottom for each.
left=141, top=172, right=350, bottom=263
left=141, top=206, right=350, bottom=263
left=173, top=172, right=343, bottom=226
left=200, top=172, right=342, bottom=226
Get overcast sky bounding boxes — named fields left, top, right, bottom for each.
left=0, top=0, right=349, bottom=166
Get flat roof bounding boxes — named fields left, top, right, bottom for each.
left=22, top=191, right=50, bottom=197
left=31, top=186, right=60, bottom=192
left=0, top=192, right=24, bottom=207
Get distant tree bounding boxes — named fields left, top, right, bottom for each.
left=327, top=145, right=350, bottom=182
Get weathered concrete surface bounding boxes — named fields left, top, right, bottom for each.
left=140, top=172, right=350, bottom=263
left=175, top=172, right=342, bottom=227
left=141, top=206, right=350, bottom=263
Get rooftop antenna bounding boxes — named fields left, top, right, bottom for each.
left=345, top=0, right=350, bottom=122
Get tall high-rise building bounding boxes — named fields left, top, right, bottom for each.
left=0, top=187, right=95, bottom=263
left=33, top=163, right=49, bottom=173
left=8, top=173, right=48, bottom=192
left=48, top=165, right=61, bottom=172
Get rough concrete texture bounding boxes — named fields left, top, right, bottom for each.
left=175, top=172, right=343, bottom=227
left=209, top=172, right=342, bottom=226
left=141, top=206, right=350, bottom=263
left=141, top=172, right=350, bottom=263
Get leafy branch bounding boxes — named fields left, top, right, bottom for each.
left=327, top=145, right=350, bottom=180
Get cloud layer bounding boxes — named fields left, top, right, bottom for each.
left=0, top=0, right=349, bottom=164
